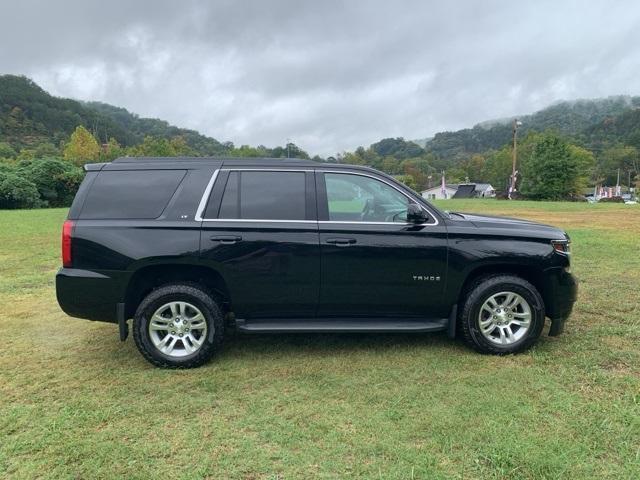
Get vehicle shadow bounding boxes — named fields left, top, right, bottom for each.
left=79, top=320, right=556, bottom=368
left=220, top=329, right=463, bottom=358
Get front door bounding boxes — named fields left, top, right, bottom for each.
left=199, top=169, right=319, bottom=319
left=317, top=171, right=449, bottom=318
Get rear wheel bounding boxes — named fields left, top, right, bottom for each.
left=133, top=283, right=223, bottom=368
left=460, top=275, right=545, bottom=354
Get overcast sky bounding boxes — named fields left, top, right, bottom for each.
left=1, top=1, right=640, bottom=155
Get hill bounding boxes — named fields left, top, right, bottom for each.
left=424, top=96, right=640, bottom=160
left=0, top=74, right=230, bottom=155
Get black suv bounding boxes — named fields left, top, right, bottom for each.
left=56, top=157, right=577, bottom=368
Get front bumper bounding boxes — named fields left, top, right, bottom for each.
left=56, top=268, right=125, bottom=323
left=542, top=267, right=578, bottom=336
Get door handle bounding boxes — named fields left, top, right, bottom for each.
left=325, top=237, right=356, bottom=246
left=210, top=235, right=242, bottom=244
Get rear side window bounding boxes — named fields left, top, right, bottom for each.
left=80, top=170, right=186, bottom=219
left=218, top=171, right=307, bottom=220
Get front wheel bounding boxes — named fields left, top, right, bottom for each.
left=460, top=275, right=545, bottom=354
left=133, top=283, right=224, bottom=368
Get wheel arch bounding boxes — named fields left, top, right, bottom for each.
left=124, top=264, right=231, bottom=319
left=458, top=263, right=548, bottom=312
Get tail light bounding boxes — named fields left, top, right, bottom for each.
left=62, top=220, right=74, bottom=267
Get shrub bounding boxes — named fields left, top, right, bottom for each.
left=599, top=196, right=624, bottom=203
left=0, top=172, right=41, bottom=209
left=0, top=142, right=17, bottom=159
left=0, top=161, right=15, bottom=174
left=15, top=158, right=84, bottom=207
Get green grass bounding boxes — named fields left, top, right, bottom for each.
left=0, top=201, right=639, bottom=479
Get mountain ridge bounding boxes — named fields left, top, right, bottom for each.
left=424, top=95, right=640, bottom=160
left=1, top=74, right=640, bottom=163
left=0, top=74, right=230, bottom=155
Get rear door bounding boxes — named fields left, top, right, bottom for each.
left=316, top=170, right=449, bottom=318
left=199, top=168, right=320, bottom=319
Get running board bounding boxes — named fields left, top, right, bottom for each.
left=235, top=318, right=448, bottom=333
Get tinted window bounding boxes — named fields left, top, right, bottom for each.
left=325, top=173, right=410, bottom=222
left=218, top=171, right=306, bottom=220
left=81, top=170, right=186, bottom=219
left=218, top=172, right=240, bottom=219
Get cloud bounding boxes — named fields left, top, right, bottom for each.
left=1, top=0, right=640, bottom=155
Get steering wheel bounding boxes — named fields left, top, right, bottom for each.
left=390, top=210, right=405, bottom=222
left=361, top=198, right=374, bottom=221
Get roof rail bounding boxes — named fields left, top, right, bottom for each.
left=111, top=156, right=317, bottom=164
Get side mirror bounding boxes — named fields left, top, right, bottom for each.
left=407, top=203, right=427, bottom=223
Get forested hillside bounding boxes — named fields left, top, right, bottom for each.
left=0, top=75, right=310, bottom=209
left=335, top=97, right=640, bottom=195
left=0, top=75, right=230, bottom=155
left=424, top=96, right=640, bottom=160
left=1, top=74, right=639, bottom=207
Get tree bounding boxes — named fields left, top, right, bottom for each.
left=395, top=174, right=418, bottom=191
left=100, top=138, right=126, bottom=161
left=482, top=147, right=512, bottom=191
left=15, top=158, right=84, bottom=206
left=400, top=158, right=435, bottom=190
left=0, top=172, right=40, bottom=209
left=595, top=145, right=638, bottom=186
left=462, top=154, right=486, bottom=182
left=64, top=126, right=100, bottom=165
left=0, top=142, right=17, bottom=159
left=370, top=138, right=424, bottom=159
left=230, top=145, right=270, bottom=158
left=568, top=145, right=595, bottom=192
left=126, top=135, right=196, bottom=157
left=519, top=133, right=588, bottom=200
left=270, top=143, right=310, bottom=159
left=0, top=161, right=15, bottom=174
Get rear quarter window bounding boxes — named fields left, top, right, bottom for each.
left=80, top=170, right=186, bottom=219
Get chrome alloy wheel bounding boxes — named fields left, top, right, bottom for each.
left=478, top=291, right=532, bottom=345
left=148, top=301, right=208, bottom=357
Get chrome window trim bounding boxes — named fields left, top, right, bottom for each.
left=318, top=221, right=434, bottom=227
left=195, top=167, right=440, bottom=226
left=221, top=168, right=314, bottom=172
left=320, top=170, right=440, bottom=226
left=203, top=219, right=316, bottom=224
left=197, top=168, right=312, bottom=222
left=194, top=169, right=220, bottom=221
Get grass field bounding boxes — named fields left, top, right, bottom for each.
left=0, top=201, right=638, bottom=479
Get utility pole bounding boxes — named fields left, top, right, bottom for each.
left=509, top=119, right=522, bottom=199
left=286, top=138, right=291, bottom=158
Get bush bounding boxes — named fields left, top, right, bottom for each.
left=0, top=172, right=41, bottom=209
left=0, top=162, right=15, bottom=174
left=15, top=158, right=84, bottom=207
left=599, top=196, right=624, bottom=203
left=0, top=142, right=17, bottom=159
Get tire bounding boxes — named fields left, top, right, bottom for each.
left=133, top=283, right=224, bottom=368
left=459, top=274, right=545, bottom=354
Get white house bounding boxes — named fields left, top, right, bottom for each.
left=421, top=183, right=496, bottom=200
left=421, top=184, right=458, bottom=200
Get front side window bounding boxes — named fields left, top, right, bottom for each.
left=218, top=171, right=307, bottom=220
left=324, top=173, right=411, bottom=223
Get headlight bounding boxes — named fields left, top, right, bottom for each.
left=551, top=239, right=571, bottom=255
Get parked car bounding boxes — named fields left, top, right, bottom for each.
left=56, top=157, right=577, bottom=368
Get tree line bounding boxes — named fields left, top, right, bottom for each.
left=0, top=125, right=312, bottom=208
left=1, top=124, right=638, bottom=208
left=333, top=132, right=637, bottom=200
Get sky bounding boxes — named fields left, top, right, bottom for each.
left=1, top=0, right=640, bottom=156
